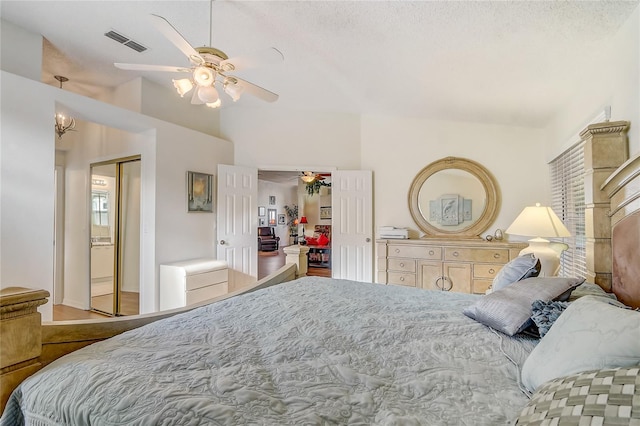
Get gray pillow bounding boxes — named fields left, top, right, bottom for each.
left=521, top=295, right=640, bottom=392
left=492, top=253, right=541, bottom=291
left=462, top=276, right=585, bottom=336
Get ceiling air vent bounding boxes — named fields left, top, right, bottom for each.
left=105, top=30, right=147, bottom=53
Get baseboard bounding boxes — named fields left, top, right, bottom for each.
left=61, top=297, right=86, bottom=310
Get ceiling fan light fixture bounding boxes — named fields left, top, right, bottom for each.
left=193, top=66, right=215, bottom=86
left=223, top=78, right=244, bottom=102
left=198, top=85, right=220, bottom=103
left=173, top=78, right=194, bottom=97
left=301, top=175, right=316, bottom=183
left=206, top=99, right=222, bottom=109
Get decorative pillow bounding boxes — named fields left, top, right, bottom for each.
left=317, top=233, right=329, bottom=246
left=568, top=282, right=618, bottom=302
left=305, top=236, right=318, bottom=245
left=530, top=300, right=569, bottom=338
left=491, top=253, right=541, bottom=292
left=521, top=296, right=640, bottom=392
left=462, top=277, right=584, bottom=336
left=515, top=366, right=640, bottom=425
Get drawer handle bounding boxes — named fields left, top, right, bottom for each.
left=429, top=250, right=435, bottom=256
left=435, top=277, right=443, bottom=290
left=452, top=251, right=459, bottom=257
left=399, top=262, right=405, bottom=267
left=395, top=249, right=400, bottom=254
left=443, top=277, right=453, bottom=291
left=400, top=276, right=405, bottom=282
left=489, top=268, right=495, bottom=274
left=493, top=253, right=500, bottom=259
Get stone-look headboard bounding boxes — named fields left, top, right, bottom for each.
left=602, top=153, right=640, bottom=308
left=580, top=121, right=629, bottom=290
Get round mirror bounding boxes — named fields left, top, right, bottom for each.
left=408, top=157, right=500, bottom=238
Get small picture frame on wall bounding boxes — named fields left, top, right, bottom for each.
left=278, top=214, right=286, bottom=225
left=259, top=218, right=266, bottom=226
left=258, top=206, right=266, bottom=217
left=268, top=209, right=277, bottom=226
left=320, top=206, right=331, bottom=220
left=187, top=171, right=213, bottom=212
left=269, top=195, right=276, bottom=205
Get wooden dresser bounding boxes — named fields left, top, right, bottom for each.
left=377, top=239, right=527, bottom=294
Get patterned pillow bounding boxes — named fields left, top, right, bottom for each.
left=530, top=300, right=569, bottom=338
left=491, top=253, right=541, bottom=292
left=515, top=366, right=640, bottom=425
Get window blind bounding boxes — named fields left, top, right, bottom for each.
left=549, top=141, right=586, bottom=278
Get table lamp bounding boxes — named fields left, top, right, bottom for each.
left=506, top=203, right=571, bottom=277
left=299, top=216, right=308, bottom=245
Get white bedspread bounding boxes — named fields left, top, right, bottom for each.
left=3, top=277, right=536, bottom=425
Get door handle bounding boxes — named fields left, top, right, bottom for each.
left=366, top=237, right=371, bottom=242
left=219, top=240, right=226, bottom=245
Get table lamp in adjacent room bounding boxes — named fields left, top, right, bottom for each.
left=299, top=216, right=308, bottom=245
left=506, top=203, right=571, bottom=277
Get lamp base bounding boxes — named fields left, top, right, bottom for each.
left=519, top=238, right=569, bottom=277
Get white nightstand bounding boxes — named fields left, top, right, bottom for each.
left=159, top=258, right=228, bottom=310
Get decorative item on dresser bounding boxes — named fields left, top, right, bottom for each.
left=377, top=238, right=527, bottom=294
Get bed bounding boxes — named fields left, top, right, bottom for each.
left=2, top=155, right=640, bottom=425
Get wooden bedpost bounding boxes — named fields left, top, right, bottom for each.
left=0, top=287, right=49, bottom=412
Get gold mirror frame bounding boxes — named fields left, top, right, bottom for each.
left=408, top=157, right=500, bottom=238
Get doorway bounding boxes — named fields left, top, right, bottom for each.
left=90, top=156, right=141, bottom=316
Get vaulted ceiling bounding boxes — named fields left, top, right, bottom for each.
left=2, top=1, right=638, bottom=127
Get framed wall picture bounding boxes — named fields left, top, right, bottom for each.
left=259, top=218, right=266, bottom=226
left=320, top=206, right=332, bottom=220
left=278, top=214, right=285, bottom=225
left=258, top=206, right=266, bottom=217
left=268, top=209, right=277, bottom=226
left=269, top=195, right=276, bottom=205
left=187, top=171, right=213, bottom=212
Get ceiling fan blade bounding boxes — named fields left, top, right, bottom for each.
left=114, top=63, right=191, bottom=73
left=234, top=78, right=279, bottom=103
left=221, top=47, right=284, bottom=72
left=150, top=14, right=204, bottom=64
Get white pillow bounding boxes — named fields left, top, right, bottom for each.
left=521, top=295, right=640, bottom=392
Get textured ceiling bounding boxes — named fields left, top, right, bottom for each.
left=2, top=1, right=638, bottom=127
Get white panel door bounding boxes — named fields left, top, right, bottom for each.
left=331, top=170, right=373, bottom=282
left=217, top=164, right=258, bottom=291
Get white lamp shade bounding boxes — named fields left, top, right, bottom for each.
left=193, top=66, right=215, bottom=86
left=506, top=203, right=570, bottom=238
left=223, top=80, right=244, bottom=101
left=172, top=78, right=193, bottom=97
left=197, top=86, right=220, bottom=103
left=206, top=99, right=221, bottom=109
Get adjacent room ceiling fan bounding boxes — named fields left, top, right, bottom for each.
left=114, top=9, right=283, bottom=108
left=300, top=171, right=327, bottom=183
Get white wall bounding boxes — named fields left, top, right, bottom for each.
left=1, top=71, right=233, bottom=319
left=361, top=115, right=548, bottom=240
left=221, top=107, right=362, bottom=169
left=0, top=19, right=42, bottom=81
left=544, top=5, right=640, bottom=159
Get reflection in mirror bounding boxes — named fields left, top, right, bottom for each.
left=408, top=157, right=500, bottom=238
left=418, top=169, right=485, bottom=232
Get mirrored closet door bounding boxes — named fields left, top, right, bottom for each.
left=90, top=156, right=141, bottom=316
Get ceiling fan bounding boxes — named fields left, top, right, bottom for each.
left=300, top=171, right=327, bottom=183
left=114, top=11, right=283, bottom=108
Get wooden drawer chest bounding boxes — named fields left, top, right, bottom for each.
left=377, top=239, right=527, bottom=294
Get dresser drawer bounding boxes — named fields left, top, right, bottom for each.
left=444, top=248, right=509, bottom=263
left=185, top=269, right=228, bottom=291
left=472, top=279, right=493, bottom=295
left=387, top=272, right=417, bottom=287
left=388, top=258, right=416, bottom=273
left=388, top=245, right=441, bottom=260
left=474, top=264, right=503, bottom=279
left=186, top=282, right=229, bottom=305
